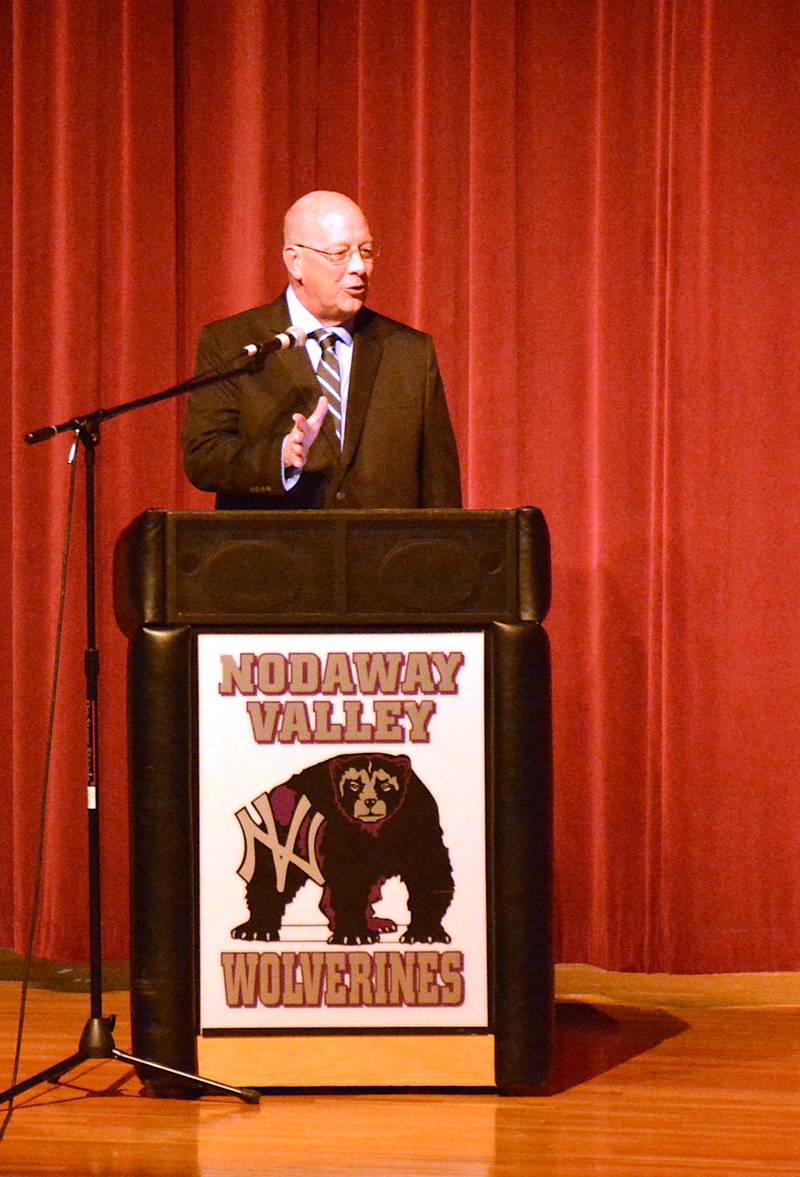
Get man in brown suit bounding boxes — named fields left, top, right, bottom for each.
left=182, top=191, right=461, bottom=510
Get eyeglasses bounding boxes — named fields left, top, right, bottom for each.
left=292, top=242, right=381, bottom=266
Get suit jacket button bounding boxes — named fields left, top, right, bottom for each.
left=335, top=491, right=346, bottom=502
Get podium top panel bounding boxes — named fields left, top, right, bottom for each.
left=113, top=508, right=550, bottom=635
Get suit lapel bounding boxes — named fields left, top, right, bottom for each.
left=342, top=312, right=382, bottom=465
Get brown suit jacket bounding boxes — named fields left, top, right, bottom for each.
left=181, top=294, right=462, bottom=510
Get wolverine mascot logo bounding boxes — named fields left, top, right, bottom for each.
left=233, top=753, right=454, bottom=945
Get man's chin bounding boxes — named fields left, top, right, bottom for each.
left=320, top=294, right=367, bottom=326
left=341, top=291, right=367, bottom=313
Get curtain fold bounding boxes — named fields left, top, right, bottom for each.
left=4, top=0, right=799, bottom=971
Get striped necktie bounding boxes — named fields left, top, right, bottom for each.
left=311, top=329, right=342, bottom=446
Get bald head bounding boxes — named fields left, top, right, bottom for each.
left=282, top=191, right=374, bottom=326
left=284, top=191, right=367, bottom=245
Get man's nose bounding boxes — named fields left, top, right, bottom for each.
left=347, top=249, right=367, bottom=275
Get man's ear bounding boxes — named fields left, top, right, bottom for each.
left=283, top=244, right=303, bottom=282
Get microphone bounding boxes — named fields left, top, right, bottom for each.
left=25, top=424, right=59, bottom=445
left=242, top=325, right=307, bottom=358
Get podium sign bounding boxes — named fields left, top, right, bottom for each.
left=115, top=508, right=552, bottom=1091
left=197, top=629, right=489, bottom=1034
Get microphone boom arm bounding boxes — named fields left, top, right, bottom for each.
left=23, top=349, right=270, bottom=446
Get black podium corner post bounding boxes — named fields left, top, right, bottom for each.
left=128, top=624, right=198, bottom=1086
left=491, top=620, right=553, bottom=1092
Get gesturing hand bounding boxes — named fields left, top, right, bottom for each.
left=283, top=395, right=330, bottom=470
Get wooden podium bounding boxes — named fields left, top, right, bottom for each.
left=114, top=507, right=552, bottom=1093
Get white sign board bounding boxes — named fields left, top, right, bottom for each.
left=197, top=631, right=488, bottom=1032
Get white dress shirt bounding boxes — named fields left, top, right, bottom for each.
left=282, top=286, right=354, bottom=488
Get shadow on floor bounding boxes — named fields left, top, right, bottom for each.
left=534, top=999, right=688, bottom=1095
left=0, top=950, right=129, bottom=992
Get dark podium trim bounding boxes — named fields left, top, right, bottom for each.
left=128, top=625, right=196, bottom=1078
left=114, top=507, right=551, bottom=634
left=491, top=622, right=553, bottom=1091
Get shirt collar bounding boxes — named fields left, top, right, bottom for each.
left=286, top=285, right=354, bottom=347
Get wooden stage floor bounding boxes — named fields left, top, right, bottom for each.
left=0, top=966, right=799, bottom=1176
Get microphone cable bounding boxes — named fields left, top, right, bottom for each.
left=0, top=439, right=79, bottom=1140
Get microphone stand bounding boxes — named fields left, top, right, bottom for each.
left=1, top=351, right=269, bottom=1107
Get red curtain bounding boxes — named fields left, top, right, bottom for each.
left=3, top=0, right=799, bottom=972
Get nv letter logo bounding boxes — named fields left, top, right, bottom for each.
left=235, top=792, right=324, bottom=893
